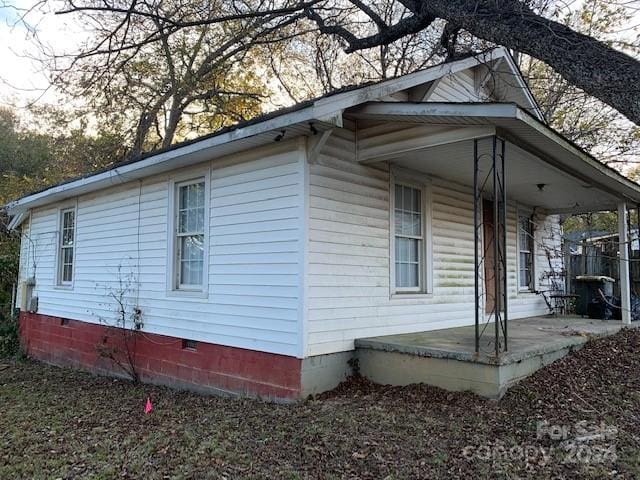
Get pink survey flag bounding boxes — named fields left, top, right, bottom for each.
left=144, top=397, right=153, bottom=414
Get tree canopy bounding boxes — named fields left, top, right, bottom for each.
left=0, top=0, right=638, bottom=315
left=0, top=105, right=126, bottom=318
left=36, top=0, right=639, bottom=125
left=2, top=0, right=639, bottom=166
left=0, top=106, right=124, bottom=205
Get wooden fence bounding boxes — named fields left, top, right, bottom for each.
left=566, top=245, right=640, bottom=296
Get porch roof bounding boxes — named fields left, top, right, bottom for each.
left=348, top=102, right=640, bottom=214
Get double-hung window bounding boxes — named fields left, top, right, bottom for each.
left=175, top=180, right=206, bottom=290
left=394, top=183, right=425, bottom=292
left=58, top=208, right=75, bottom=285
left=518, top=214, right=534, bottom=291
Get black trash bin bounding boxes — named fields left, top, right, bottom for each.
left=575, top=275, right=615, bottom=317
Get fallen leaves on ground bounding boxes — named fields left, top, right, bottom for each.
left=2, top=329, right=640, bottom=479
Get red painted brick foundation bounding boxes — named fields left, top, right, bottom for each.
left=19, top=312, right=302, bottom=400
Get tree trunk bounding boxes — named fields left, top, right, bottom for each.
left=132, top=112, right=155, bottom=158
left=131, top=92, right=174, bottom=157
left=407, top=0, right=640, bottom=124
left=162, top=98, right=183, bottom=149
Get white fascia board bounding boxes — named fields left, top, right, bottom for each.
left=311, top=49, right=508, bottom=118
left=6, top=110, right=324, bottom=215
left=350, top=101, right=520, bottom=119
left=514, top=109, right=640, bottom=202
left=499, top=50, right=545, bottom=121
left=349, top=101, right=640, bottom=203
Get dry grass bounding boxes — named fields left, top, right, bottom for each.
left=2, top=329, right=640, bottom=479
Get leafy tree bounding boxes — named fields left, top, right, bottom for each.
left=0, top=106, right=125, bottom=205
left=261, top=0, right=448, bottom=102
left=37, top=0, right=296, bottom=156
left=562, top=212, right=619, bottom=236
left=37, top=0, right=640, bottom=126
left=518, top=0, right=640, bottom=166
left=0, top=105, right=126, bottom=350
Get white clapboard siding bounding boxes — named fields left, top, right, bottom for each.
left=506, top=207, right=557, bottom=320
left=24, top=140, right=305, bottom=357
left=534, top=213, right=564, bottom=293
left=16, top=217, right=33, bottom=308
left=305, top=128, right=560, bottom=356
left=427, top=69, right=487, bottom=102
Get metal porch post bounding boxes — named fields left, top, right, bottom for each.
left=474, top=139, right=480, bottom=353
left=493, top=137, right=500, bottom=356
left=473, top=136, right=508, bottom=355
left=492, top=136, right=508, bottom=355
left=618, top=202, right=632, bottom=324
left=500, top=138, right=508, bottom=351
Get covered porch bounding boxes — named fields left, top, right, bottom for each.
left=349, top=101, right=640, bottom=356
left=344, top=102, right=640, bottom=397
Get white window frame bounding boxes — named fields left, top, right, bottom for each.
left=166, top=171, right=210, bottom=297
left=517, top=209, right=535, bottom=292
left=390, top=168, right=433, bottom=296
left=56, top=205, right=77, bottom=288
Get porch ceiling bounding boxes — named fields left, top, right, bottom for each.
left=394, top=138, right=619, bottom=213
left=348, top=102, right=640, bottom=214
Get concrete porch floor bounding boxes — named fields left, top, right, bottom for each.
left=355, top=316, right=635, bottom=398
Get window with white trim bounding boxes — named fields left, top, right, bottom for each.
left=174, top=179, right=206, bottom=289
left=393, top=183, right=424, bottom=292
left=518, top=214, right=534, bottom=291
left=58, top=208, right=75, bottom=285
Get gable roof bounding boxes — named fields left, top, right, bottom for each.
left=5, top=48, right=545, bottom=218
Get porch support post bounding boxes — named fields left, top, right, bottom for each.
left=493, top=136, right=500, bottom=356
left=473, top=139, right=480, bottom=353
left=493, top=136, right=508, bottom=355
left=473, top=136, right=508, bottom=354
left=500, top=138, right=508, bottom=351
left=618, top=202, right=632, bottom=325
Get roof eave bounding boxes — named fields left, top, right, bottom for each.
left=6, top=212, right=26, bottom=231
left=498, top=48, right=545, bottom=122
left=513, top=108, right=640, bottom=203
left=5, top=47, right=536, bottom=214
left=7, top=110, right=332, bottom=215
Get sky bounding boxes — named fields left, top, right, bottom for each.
left=0, top=1, right=45, bottom=103
left=1, top=0, right=639, bottom=116
left=0, top=0, right=83, bottom=107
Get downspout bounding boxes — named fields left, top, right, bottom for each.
left=10, top=282, right=16, bottom=319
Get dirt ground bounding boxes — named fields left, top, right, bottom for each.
left=1, top=328, right=639, bottom=479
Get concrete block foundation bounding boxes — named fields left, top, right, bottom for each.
left=20, top=312, right=633, bottom=401
left=356, top=344, right=577, bottom=399
left=355, top=316, right=634, bottom=399
left=19, top=312, right=303, bottom=401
